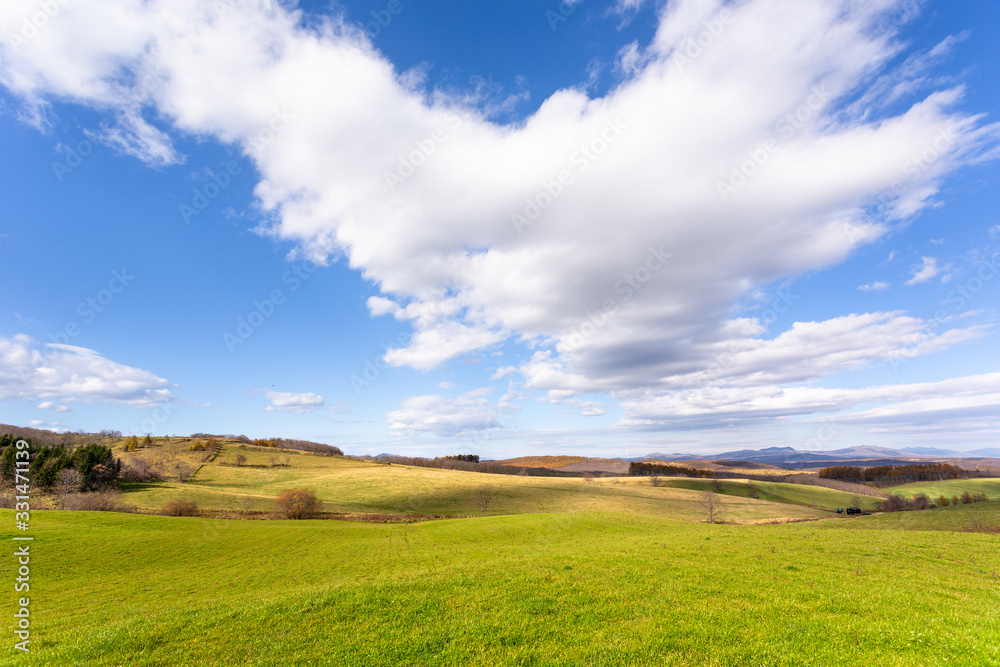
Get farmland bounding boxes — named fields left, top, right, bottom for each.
left=889, top=478, right=1000, bottom=502
left=3, top=505, right=999, bottom=666
left=5, top=435, right=1000, bottom=665
left=111, top=439, right=870, bottom=522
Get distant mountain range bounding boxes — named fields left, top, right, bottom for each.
left=633, top=445, right=1000, bottom=468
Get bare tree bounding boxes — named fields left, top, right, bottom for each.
left=478, top=484, right=495, bottom=516
left=54, top=468, right=83, bottom=502
left=235, top=454, right=247, bottom=467
left=268, top=455, right=278, bottom=468
left=699, top=490, right=725, bottom=524
left=174, top=460, right=196, bottom=482
left=650, top=475, right=662, bottom=487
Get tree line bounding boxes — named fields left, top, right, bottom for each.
left=629, top=461, right=715, bottom=477
left=0, top=434, right=120, bottom=491
left=819, top=463, right=966, bottom=487
left=190, top=433, right=343, bottom=456
left=362, top=455, right=573, bottom=477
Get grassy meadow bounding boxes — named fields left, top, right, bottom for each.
left=113, top=440, right=853, bottom=522
left=4, top=507, right=1000, bottom=666
left=889, top=478, right=1000, bottom=501
left=6, top=437, right=999, bottom=665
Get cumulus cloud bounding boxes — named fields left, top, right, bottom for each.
left=491, top=366, right=518, bottom=380
left=0, top=335, right=174, bottom=407
left=264, top=391, right=325, bottom=414
left=35, top=401, right=71, bottom=412
left=520, top=311, right=986, bottom=398
left=859, top=281, right=890, bottom=291
left=567, top=399, right=607, bottom=416
left=386, top=388, right=510, bottom=438
left=27, top=420, right=68, bottom=432
left=620, top=372, right=1000, bottom=431
left=905, top=256, right=941, bottom=284
left=1, top=0, right=997, bottom=429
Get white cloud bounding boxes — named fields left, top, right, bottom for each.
left=905, top=256, right=940, bottom=284
left=519, top=311, right=986, bottom=399
left=620, top=372, right=1000, bottom=431
left=858, top=281, right=890, bottom=291
left=264, top=391, right=324, bottom=414
left=386, top=388, right=507, bottom=438
left=568, top=399, right=606, bottom=417
left=35, top=401, right=71, bottom=412
left=1, top=0, right=998, bottom=426
left=491, top=366, right=517, bottom=380
left=0, top=335, right=174, bottom=407
left=437, top=381, right=455, bottom=389
left=27, top=420, right=68, bottom=432
left=328, top=399, right=350, bottom=413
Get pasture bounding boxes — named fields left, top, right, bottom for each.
left=3, top=507, right=998, bottom=666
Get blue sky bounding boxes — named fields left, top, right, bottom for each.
left=1, top=0, right=998, bottom=458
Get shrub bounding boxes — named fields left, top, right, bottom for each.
left=174, top=460, right=197, bottom=482
left=60, top=490, right=134, bottom=513
left=275, top=488, right=321, bottom=519
left=878, top=495, right=907, bottom=512
left=961, top=491, right=973, bottom=505
left=938, top=495, right=949, bottom=507
left=478, top=484, right=495, bottom=515
left=163, top=499, right=199, bottom=517
left=121, top=456, right=164, bottom=482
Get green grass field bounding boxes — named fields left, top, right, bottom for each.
left=7, top=441, right=999, bottom=665
left=889, top=478, right=1000, bottom=501
left=113, top=441, right=879, bottom=522
left=3, top=508, right=998, bottom=666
